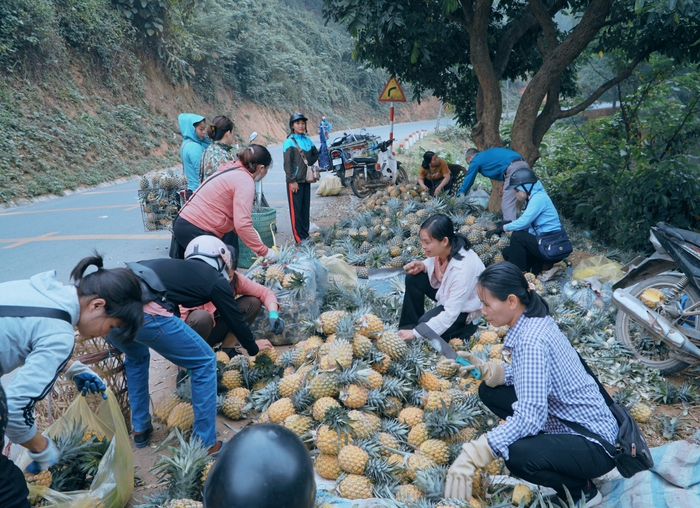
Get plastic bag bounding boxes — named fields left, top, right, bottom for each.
left=17, top=390, right=133, bottom=508
left=315, top=174, right=343, bottom=196
left=319, top=254, right=358, bottom=287
left=572, top=255, right=624, bottom=283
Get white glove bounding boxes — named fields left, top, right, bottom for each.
left=264, top=247, right=279, bottom=263
left=439, top=352, right=506, bottom=387
left=445, top=435, right=495, bottom=500
left=26, top=438, right=59, bottom=473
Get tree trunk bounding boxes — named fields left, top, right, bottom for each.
left=488, top=180, right=503, bottom=212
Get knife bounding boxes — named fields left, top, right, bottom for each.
left=415, top=323, right=481, bottom=379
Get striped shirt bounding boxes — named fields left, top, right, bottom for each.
left=486, top=314, right=618, bottom=460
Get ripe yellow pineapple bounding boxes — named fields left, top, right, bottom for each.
left=318, top=355, right=337, bottom=370
left=313, top=397, right=341, bottom=421
left=347, top=410, right=376, bottom=439
left=478, top=330, right=499, bottom=345
left=338, top=445, right=369, bottom=474
left=221, top=369, right=243, bottom=390
left=352, top=333, right=372, bottom=358
left=25, top=469, right=52, bottom=504
left=512, top=483, right=533, bottom=505
left=640, top=288, right=666, bottom=308
left=405, top=453, right=436, bottom=480
left=408, top=422, right=429, bottom=448
left=215, top=351, right=230, bottom=364
left=364, top=370, right=383, bottom=390
left=168, top=402, right=195, bottom=430
left=448, top=338, right=465, bottom=349
left=155, top=394, right=182, bottom=423
left=471, top=343, right=486, bottom=354
left=319, top=310, right=348, bottom=335
left=446, top=426, right=478, bottom=444
left=284, top=414, right=313, bottom=436
left=265, top=264, right=285, bottom=284
left=315, top=453, right=343, bottom=480
left=309, top=372, right=340, bottom=399
left=630, top=402, right=653, bottom=423
left=316, top=425, right=351, bottom=455
left=418, top=372, right=441, bottom=391
left=163, top=500, right=203, bottom=508
left=296, top=364, right=313, bottom=379
left=420, top=439, right=450, bottom=465
left=483, top=457, right=505, bottom=476
left=358, top=313, right=383, bottom=337
left=340, top=384, right=369, bottom=409
left=437, top=378, right=451, bottom=391
left=384, top=396, right=402, bottom=418
left=255, top=347, right=279, bottom=364
left=304, top=335, right=325, bottom=351
left=337, top=474, right=373, bottom=499
left=201, top=461, right=213, bottom=485
left=395, top=484, right=423, bottom=503
left=398, top=407, right=424, bottom=427
left=228, top=387, right=250, bottom=399
left=329, top=339, right=354, bottom=369
left=278, top=373, right=303, bottom=397
left=268, top=397, right=296, bottom=423
left=221, top=395, right=247, bottom=420
left=423, top=390, right=452, bottom=411
left=371, top=354, right=391, bottom=374
left=376, top=330, right=407, bottom=359
left=82, top=429, right=101, bottom=443
left=377, top=432, right=399, bottom=455
left=489, top=344, right=504, bottom=360
left=436, top=358, right=457, bottom=378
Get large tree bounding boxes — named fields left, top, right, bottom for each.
left=323, top=0, right=700, bottom=163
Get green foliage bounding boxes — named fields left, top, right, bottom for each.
left=538, top=59, right=700, bottom=251
left=0, top=0, right=60, bottom=68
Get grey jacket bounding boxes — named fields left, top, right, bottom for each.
left=0, top=271, right=78, bottom=443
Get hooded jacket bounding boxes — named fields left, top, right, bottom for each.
left=283, top=134, right=319, bottom=183
left=0, top=272, right=79, bottom=444
left=179, top=113, right=211, bottom=192
left=504, top=181, right=562, bottom=235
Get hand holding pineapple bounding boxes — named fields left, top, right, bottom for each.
left=403, top=260, right=425, bottom=275
left=439, top=352, right=505, bottom=387
left=445, top=434, right=495, bottom=500
left=255, top=339, right=274, bottom=351
left=25, top=436, right=59, bottom=474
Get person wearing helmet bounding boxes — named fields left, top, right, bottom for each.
left=456, top=147, right=530, bottom=222
left=283, top=112, right=319, bottom=243
left=203, top=424, right=316, bottom=508
left=171, top=144, right=278, bottom=263
left=0, top=255, right=143, bottom=500
left=319, top=116, right=332, bottom=138
left=107, top=236, right=275, bottom=452
left=180, top=241, right=284, bottom=359
left=486, top=168, right=567, bottom=277
left=179, top=113, right=211, bottom=198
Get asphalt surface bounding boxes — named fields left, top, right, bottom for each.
left=0, top=118, right=453, bottom=283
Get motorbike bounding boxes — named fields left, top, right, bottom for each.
left=348, top=137, right=408, bottom=198
left=612, top=221, right=700, bottom=374
left=327, top=130, right=376, bottom=186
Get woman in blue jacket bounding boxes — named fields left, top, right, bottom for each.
left=179, top=113, right=211, bottom=199
left=487, top=168, right=567, bottom=276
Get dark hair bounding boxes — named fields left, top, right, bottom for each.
left=477, top=262, right=549, bottom=317
left=466, top=148, right=479, bottom=159
left=225, top=244, right=239, bottom=290
left=421, top=151, right=435, bottom=169
left=193, top=119, right=206, bottom=128
left=237, top=144, right=272, bottom=173
left=209, top=115, right=234, bottom=142
left=420, top=214, right=471, bottom=261
left=70, top=254, right=144, bottom=341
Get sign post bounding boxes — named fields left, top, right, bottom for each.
left=379, top=77, right=406, bottom=143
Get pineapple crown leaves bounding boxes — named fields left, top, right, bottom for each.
left=380, top=375, right=412, bottom=399
left=659, top=413, right=683, bottom=440
left=406, top=387, right=429, bottom=407
left=278, top=350, right=297, bottom=369
left=380, top=418, right=410, bottom=441
left=423, top=402, right=472, bottom=439
left=651, top=379, right=682, bottom=405
left=353, top=435, right=384, bottom=459
left=151, top=429, right=210, bottom=501
left=250, top=380, right=281, bottom=411
left=321, top=405, right=356, bottom=437
left=290, top=384, right=314, bottom=413
left=364, top=457, right=401, bottom=488
left=48, top=418, right=107, bottom=492
left=363, top=389, right=387, bottom=413
left=414, top=465, right=449, bottom=502
left=337, top=360, right=374, bottom=387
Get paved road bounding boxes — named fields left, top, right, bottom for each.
left=0, top=118, right=454, bottom=283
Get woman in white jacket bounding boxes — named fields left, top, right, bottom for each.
left=0, top=255, right=143, bottom=506
left=398, top=214, right=485, bottom=341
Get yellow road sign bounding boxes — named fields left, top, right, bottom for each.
left=379, top=77, right=407, bottom=102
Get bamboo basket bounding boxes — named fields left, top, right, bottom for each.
left=33, top=334, right=131, bottom=432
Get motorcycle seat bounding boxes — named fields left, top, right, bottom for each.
left=657, top=222, right=700, bottom=248
left=353, top=157, right=377, bottom=164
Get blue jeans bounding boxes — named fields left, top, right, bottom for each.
left=107, top=313, right=217, bottom=447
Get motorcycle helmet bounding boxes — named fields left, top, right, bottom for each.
left=184, top=235, right=233, bottom=277
left=505, top=167, right=537, bottom=193
left=203, top=424, right=315, bottom=508
left=289, top=112, right=308, bottom=131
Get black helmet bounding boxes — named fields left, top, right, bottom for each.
left=506, top=167, right=537, bottom=191
left=203, top=424, right=315, bottom=508
left=289, top=112, right=308, bottom=130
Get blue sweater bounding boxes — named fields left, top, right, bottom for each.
left=457, top=147, right=523, bottom=196
left=504, top=181, right=562, bottom=235
left=178, top=113, right=211, bottom=191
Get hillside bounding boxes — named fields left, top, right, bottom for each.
left=0, top=0, right=438, bottom=206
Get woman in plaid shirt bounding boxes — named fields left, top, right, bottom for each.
left=442, top=262, right=617, bottom=507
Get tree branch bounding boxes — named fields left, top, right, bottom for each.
left=661, top=95, right=700, bottom=159
left=528, top=0, right=559, bottom=52
left=556, top=54, right=645, bottom=119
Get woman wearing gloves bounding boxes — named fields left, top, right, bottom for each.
left=442, top=262, right=617, bottom=507
left=398, top=214, right=485, bottom=342
left=486, top=168, right=568, bottom=278
left=0, top=255, right=143, bottom=496
left=283, top=112, right=319, bottom=243
left=171, top=144, right=278, bottom=263
left=108, top=236, right=275, bottom=451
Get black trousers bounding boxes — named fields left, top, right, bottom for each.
left=1, top=384, right=30, bottom=508
left=398, top=271, right=476, bottom=340
left=479, top=383, right=615, bottom=501
left=502, top=229, right=551, bottom=274
left=287, top=182, right=311, bottom=243
left=171, top=216, right=239, bottom=260
left=425, top=176, right=452, bottom=196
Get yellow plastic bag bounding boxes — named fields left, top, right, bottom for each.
left=572, top=255, right=624, bottom=283
left=17, top=390, right=134, bottom=508
left=315, top=174, right=343, bottom=196
left=320, top=254, right=358, bottom=286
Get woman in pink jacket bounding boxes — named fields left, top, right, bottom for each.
left=171, top=145, right=279, bottom=263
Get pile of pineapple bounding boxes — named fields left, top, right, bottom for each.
left=25, top=421, right=111, bottom=506
left=310, top=190, right=509, bottom=276
left=138, top=170, right=185, bottom=231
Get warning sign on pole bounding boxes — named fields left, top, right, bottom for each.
left=378, top=77, right=407, bottom=102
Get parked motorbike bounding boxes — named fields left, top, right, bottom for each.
left=612, top=222, right=700, bottom=374
left=349, top=138, right=408, bottom=198
left=328, top=130, right=376, bottom=186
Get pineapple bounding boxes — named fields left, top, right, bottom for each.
left=221, top=395, right=248, bottom=420
left=418, top=372, right=442, bottom=391
left=640, top=287, right=665, bottom=308
left=284, top=414, right=313, bottom=436
left=423, top=390, right=452, bottom=411
left=352, top=333, right=373, bottom=358
left=313, top=397, right=341, bottom=421
left=278, top=373, right=303, bottom=398
left=395, top=484, right=423, bottom=503
left=359, top=313, right=384, bottom=337
left=436, top=358, right=457, bottom=378
left=512, top=483, right=533, bottom=506
left=200, top=461, right=213, bottom=485
left=337, top=474, right=373, bottom=499
left=268, top=397, right=296, bottom=423
left=364, top=370, right=384, bottom=390
left=377, top=432, right=399, bottom=456
left=140, top=175, right=151, bottom=189
left=316, top=425, right=351, bottom=455
left=309, top=372, right=340, bottom=399
left=477, top=330, right=499, bottom=345
left=319, top=310, right=348, bottom=335
left=265, top=264, right=285, bottom=284
left=630, top=402, right=653, bottom=423
left=398, top=407, right=424, bottom=427
left=228, top=387, right=250, bottom=399
left=221, top=369, right=243, bottom=390
left=408, top=422, right=429, bottom=448
left=215, top=351, right=230, bottom=364
left=25, top=470, right=52, bottom=504
left=448, top=338, right=464, bottom=349
left=315, top=453, right=343, bottom=480
left=376, top=330, right=407, bottom=360
left=338, top=445, right=369, bottom=474
left=168, top=402, right=195, bottom=430
left=150, top=429, right=211, bottom=502
left=163, top=500, right=203, bottom=508
left=489, top=344, right=504, bottom=360
left=347, top=410, right=376, bottom=439
left=329, top=339, right=354, bottom=369
left=405, top=453, right=436, bottom=480
left=419, top=439, right=450, bottom=465
left=340, top=384, right=369, bottom=409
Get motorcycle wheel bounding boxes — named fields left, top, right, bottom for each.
left=615, top=273, right=699, bottom=375
left=351, top=172, right=373, bottom=198
left=396, top=163, right=408, bottom=184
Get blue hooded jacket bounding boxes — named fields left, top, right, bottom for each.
left=178, top=113, right=211, bottom=191
left=504, top=181, right=562, bottom=235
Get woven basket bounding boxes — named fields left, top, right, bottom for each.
left=33, top=334, right=131, bottom=432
